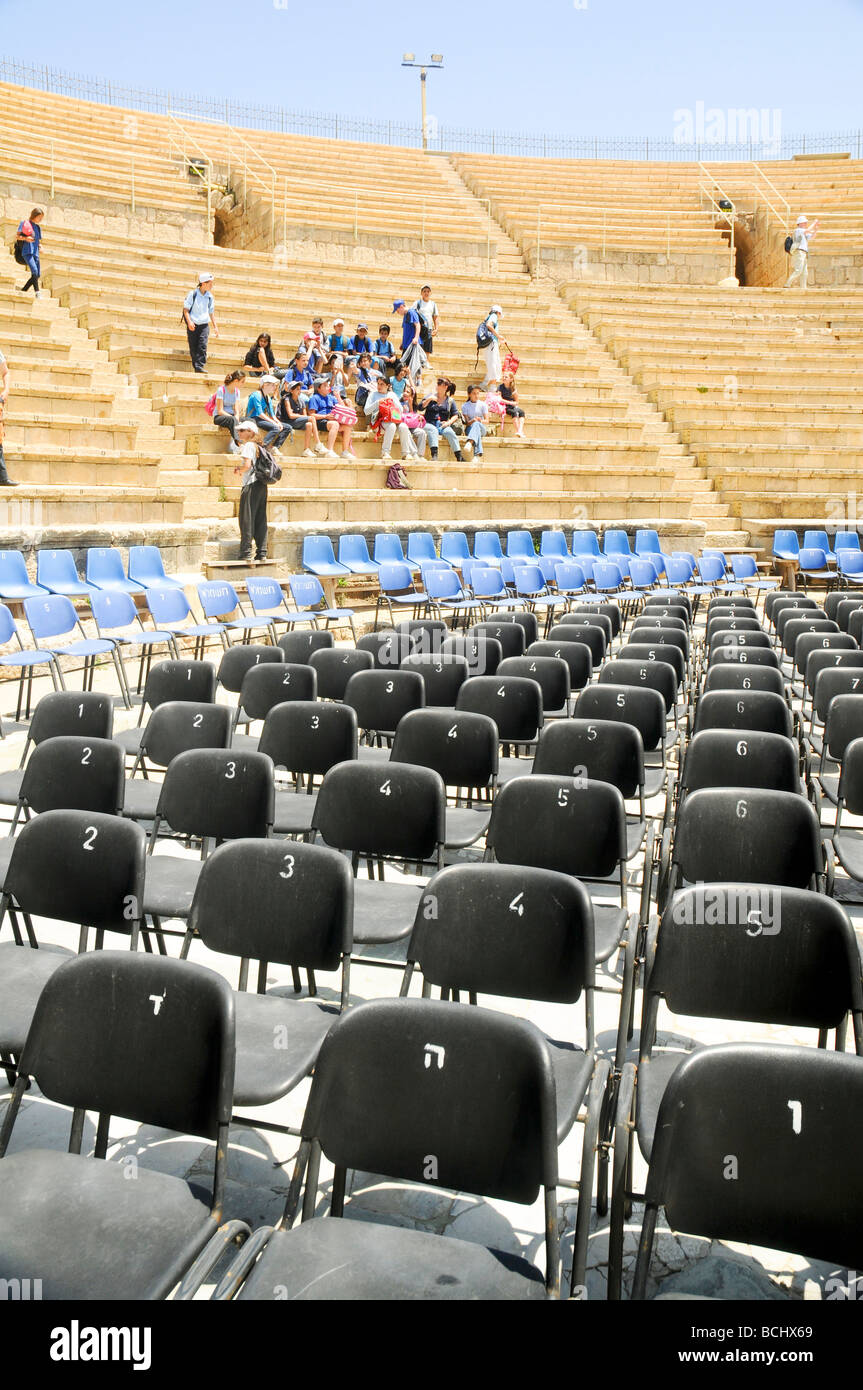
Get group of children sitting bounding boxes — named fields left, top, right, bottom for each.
left=206, top=318, right=526, bottom=491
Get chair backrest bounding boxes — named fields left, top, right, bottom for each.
left=812, top=662, right=863, bottom=721
left=474, top=530, right=504, bottom=562
left=469, top=621, right=526, bottom=658
left=18, top=735, right=126, bottom=818
left=90, top=588, right=139, bottom=631
left=837, top=735, right=863, bottom=816
left=776, top=606, right=831, bottom=643
left=0, top=602, right=18, bottom=647
left=237, top=662, right=317, bottom=721
left=540, top=531, right=570, bottom=559
left=803, top=530, right=832, bottom=554
left=378, top=561, right=416, bottom=595
left=405, top=532, right=438, bottom=565
left=628, top=559, right=658, bottom=588
left=28, top=689, right=114, bottom=746
left=470, top=566, right=508, bottom=600
left=547, top=622, right=606, bottom=665
left=707, top=642, right=780, bottom=671
left=832, top=594, right=863, bottom=627
left=616, top=641, right=685, bottom=688
left=509, top=610, right=540, bottom=645
left=138, top=660, right=216, bottom=717
left=498, top=655, right=570, bottom=712
left=258, top=700, right=357, bottom=778
left=441, top=634, right=503, bottom=676
left=36, top=548, right=86, bottom=591
left=2, top=808, right=145, bottom=938
left=188, top=839, right=353, bottom=972
left=197, top=581, right=242, bottom=621
left=357, top=630, right=415, bottom=669
left=823, top=693, right=863, bottom=762
left=834, top=531, right=862, bottom=552
left=339, top=534, right=375, bottom=569
left=400, top=654, right=470, bottom=707
left=278, top=629, right=334, bottom=662
left=0, top=549, right=43, bottom=593
left=511, top=563, right=546, bottom=598
left=456, top=675, right=543, bottom=745
left=439, top=531, right=471, bottom=565
left=798, top=547, right=828, bottom=571
left=506, top=530, right=535, bottom=560
left=310, top=646, right=374, bottom=700
left=245, top=576, right=288, bottom=615
left=24, top=594, right=78, bottom=641
left=672, top=787, right=823, bottom=890
left=302, top=998, right=559, bottom=1239
left=390, top=707, right=498, bottom=790
left=574, top=683, right=666, bottom=754
left=137, top=701, right=233, bottom=769
left=603, top=529, right=632, bottom=557
left=729, top=553, right=758, bottom=580
left=693, top=690, right=793, bottom=739
left=642, top=600, right=689, bottom=625
left=12, top=951, right=234, bottom=1151
left=289, top=575, right=326, bottom=610
left=772, top=529, right=800, bottom=558
left=407, top=863, right=593, bottom=1005
left=532, top=717, right=643, bottom=799
left=705, top=614, right=762, bottom=642
left=702, top=665, right=785, bottom=697
left=217, top=643, right=283, bottom=694
left=312, top=761, right=446, bottom=862
left=85, top=546, right=134, bottom=586
left=152, top=748, right=274, bottom=843
left=394, top=619, right=448, bottom=654
left=600, top=657, right=679, bottom=713
left=680, top=729, right=799, bottom=797
left=632, top=1043, right=863, bottom=1296
left=127, top=545, right=176, bottom=587
left=553, top=561, right=585, bottom=593
left=571, top=530, right=600, bottom=558
left=593, top=560, right=624, bottom=592
left=634, top=529, right=661, bottom=554
left=422, top=566, right=464, bottom=602
left=796, top=632, right=857, bottom=679
left=144, top=586, right=196, bottom=626
left=303, top=535, right=340, bottom=571
left=527, top=640, right=592, bottom=691
left=486, top=774, right=627, bottom=880
left=766, top=592, right=816, bottom=624
left=571, top=601, right=622, bottom=638
left=344, top=668, right=425, bottom=736
left=373, top=533, right=407, bottom=565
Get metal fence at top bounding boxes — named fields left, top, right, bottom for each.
left=1, top=56, right=862, bottom=163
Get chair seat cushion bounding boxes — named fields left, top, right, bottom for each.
left=142, top=857, right=202, bottom=920
left=232, top=993, right=339, bottom=1107
left=122, top=778, right=162, bottom=821
left=0, top=941, right=74, bottom=1052
left=0, top=1149, right=216, bottom=1300
left=274, top=789, right=318, bottom=835
left=547, top=1039, right=594, bottom=1141
left=833, top=829, right=863, bottom=882
left=114, top=727, right=145, bottom=756
left=236, top=1216, right=546, bottom=1300
left=593, top=905, right=629, bottom=964
left=0, top=770, right=24, bottom=807
left=635, top=1050, right=692, bottom=1160
left=353, top=879, right=424, bottom=947
left=444, top=806, right=492, bottom=849
left=0, top=836, right=14, bottom=890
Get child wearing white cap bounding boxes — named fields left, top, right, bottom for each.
left=479, top=306, right=504, bottom=386
left=182, top=273, right=219, bottom=372
left=234, top=420, right=269, bottom=561
left=785, top=216, right=819, bottom=290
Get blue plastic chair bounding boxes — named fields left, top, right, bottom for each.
left=36, top=550, right=98, bottom=598
left=772, top=530, right=800, bottom=563
left=470, top=566, right=521, bottom=614
left=85, top=548, right=145, bottom=594
left=837, top=551, right=863, bottom=580
left=629, top=558, right=659, bottom=592
left=0, top=602, right=64, bottom=720
left=803, top=531, right=835, bottom=565
left=834, top=531, right=861, bottom=554
left=406, top=533, right=445, bottom=568
left=540, top=531, right=571, bottom=561
left=671, top=552, right=698, bottom=581
left=288, top=575, right=356, bottom=639
left=535, top=555, right=559, bottom=586
left=245, top=576, right=318, bottom=630
left=338, top=535, right=379, bottom=575
left=374, top=533, right=419, bottom=574
left=90, top=589, right=180, bottom=695
left=499, top=557, right=518, bottom=589
left=127, top=545, right=185, bottom=590
left=592, top=560, right=625, bottom=595
left=197, top=581, right=277, bottom=645
left=145, top=586, right=226, bottom=660
left=421, top=565, right=482, bottom=628
left=730, top=553, right=780, bottom=593
left=797, top=547, right=833, bottom=590
left=511, top=563, right=568, bottom=633
left=375, top=562, right=429, bottom=628
left=440, top=532, right=472, bottom=569
left=663, top=558, right=695, bottom=589
left=571, top=531, right=601, bottom=559
left=603, top=529, right=633, bottom=558
left=24, top=594, right=130, bottom=707
left=474, top=531, right=504, bottom=565
left=690, top=555, right=728, bottom=597
left=634, top=530, right=662, bottom=556
left=553, top=561, right=586, bottom=602
left=506, top=531, right=535, bottom=561
left=303, top=535, right=350, bottom=577
left=0, top=551, right=49, bottom=601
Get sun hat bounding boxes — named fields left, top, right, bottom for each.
left=197, top=271, right=214, bottom=284
left=491, top=304, right=503, bottom=315
left=236, top=420, right=258, bottom=434
left=260, top=375, right=279, bottom=386
left=796, top=215, right=808, bottom=225
left=332, top=317, right=345, bottom=327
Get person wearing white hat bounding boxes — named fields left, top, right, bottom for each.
left=479, top=305, right=504, bottom=386
left=182, top=272, right=219, bottom=372
left=242, top=374, right=291, bottom=454
left=234, top=420, right=269, bottom=562
left=785, top=215, right=819, bottom=290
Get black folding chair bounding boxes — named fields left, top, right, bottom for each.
left=258, top=700, right=358, bottom=836
left=344, top=668, right=425, bottom=759
left=7, top=734, right=125, bottom=837
left=114, top=659, right=216, bottom=762
left=548, top=621, right=607, bottom=666
left=441, top=633, right=503, bottom=676
left=456, top=674, right=544, bottom=776
left=468, top=620, right=526, bottom=658
left=390, top=707, right=499, bottom=848
left=667, top=729, right=803, bottom=829
left=278, top=629, right=334, bottom=662
left=531, top=717, right=653, bottom=857
left=628, top=1043, right=863, bottom=1299
left=0, top=950, right=247, bottom=1299
left=400, top=861, right=611, bottom=1292
left=310, top=646, right=374, bottom=701
left=231, top=662, right=318, bottom=751
left=216, top=643, right=283, bottom=703
left=357, top=630, right=415, bottom=669
left=123, top=701, right=233, bottom=823
left=197, top=998, right=562, bottom=1301
left=400, top=653, right=470, bottom=708
left=0, top=689, right=113, bottom=818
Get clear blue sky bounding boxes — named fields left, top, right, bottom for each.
left=1, top=0, right=861, bottom=138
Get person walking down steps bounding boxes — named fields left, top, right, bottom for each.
left=785, top=215, right=819, bottom=290
left=183, top=272, right=219, bottom=372
left=16, top=208, right=44, bottom=298
left=235, top=420, right=271, bottom=562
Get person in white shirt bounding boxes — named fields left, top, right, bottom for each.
left=182, top=272, right=219, bottom=372
left=480, top=306, right=504, bottom=386
left=785, top=215, right=819, bottom=290
left=413, top=285, right=440, bottom=357
left=234, top=420, right=268, bottom=561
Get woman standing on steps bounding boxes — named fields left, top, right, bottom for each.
left=16, top=208, right=44, bottom=299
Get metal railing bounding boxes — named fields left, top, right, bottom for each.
left=2, top=57, right=863, bottom=161
left=0, top=133, right=139, bottom=211
left=697, top=167, right=738, bottom=276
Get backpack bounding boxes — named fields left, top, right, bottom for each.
left=12, top=235, right=26, bottom=266
left=253, top=443, right=283, bottom=485
left=784, top=234, right=794, bottom=254
left=204, top=391, right=218, bottom=417
left=476, top=320, right=494, bottom=350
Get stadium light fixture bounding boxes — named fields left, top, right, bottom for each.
left=401, top=53, right=445, bottom=150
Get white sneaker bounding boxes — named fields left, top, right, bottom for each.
left=302, top=448, right=315, bottom=458
left=314, top=442, right=328, bottom=456
left=325, top=450, right=339, bottom=459
left=463, top=441, right=474, bottom=458
left=341, top=450, right=354, bottom=459
left=34, top=290, right=44, bottom=300
left=381, top=453, right=392, bottom=461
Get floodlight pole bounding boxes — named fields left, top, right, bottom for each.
left=402, top=55, right=444, bottom=151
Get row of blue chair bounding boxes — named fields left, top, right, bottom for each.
left=773, top=529, right=863, bottom=569
left=0, top=545, right=182, bottom=602
left=302, top=529, right=668, bottom=579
